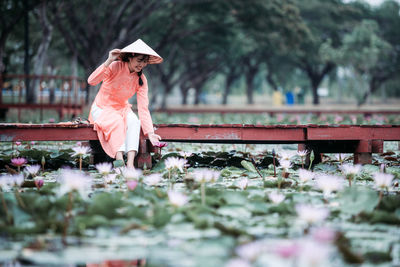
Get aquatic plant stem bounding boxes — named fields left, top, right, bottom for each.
left=0, top=189, right=11, bottom=224
left=63, top=191, right=73, bottom=246
left=201, top=182, right=206, bottom=205
left=14, top=189, right=26, bottom=209
left=79, top=156, right=82, bottom=171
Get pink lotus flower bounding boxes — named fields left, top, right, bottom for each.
left=15, top=141, right=22, bottom=146
left=311, top=227, right=337, bottom=243
left=126, top=180, right=138, bottom=191
left=11, top=157, right=27, bottom=167
left=34, top=179, right=44, bottom=189
left=49, top=118, right=55, bottom=123
left=154, top=141, right=168, bottom=148
left=275, top=242, right=300, bottom=259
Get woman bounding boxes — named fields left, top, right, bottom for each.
left=88, top=39, right=162, bottom=168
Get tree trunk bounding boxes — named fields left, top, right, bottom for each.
left=311, top=77, right=320, bottom=105
left=265, top=71, right=278, bottom=91
left=181, top=85, right=189, bottom=105
left=222, top=71, right=236, bottom=105
left=32, top=2, right=53, bottom=104
left=358, top=77, right=381, bottom=106
left=245, top=71, right=256, bottom=105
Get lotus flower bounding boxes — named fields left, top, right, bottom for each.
left=279, top=159, right=292, bottom=171
left=268, top=191, right=285, bottom=204
left=11, top=157, right=27, bottom=167
left=15, top=141, right=22, bottom=146
left=121, top=167, right=142, bottom=180
left=274, top=242, right=300, bottom=259
left=168, top=191, right=188, bottom=207
left=34, top=179, right=44, bottom=189
left=341, top=164, right=362, bottom=186
left=297, top=150, right=308, bottom=157
left=126, top=180, right=138, bottom=191
left=236, top=178, right=248, bottom=190
left=143, top=173, right=162, bottom=186
left=311, top=227, right=337, bottom=243
left=57, top=169, right=91, bottom=198
left=24, top=164, right=41, bottom=177
left=225, top=258, right=251, bottom=267
left=373, top=172, right=394, bottom=190
left=296, top=204, right=329, bottom=225
left=235, top=241, right=264, bottom=262
left=192, top=168, right=220, bottom=183
left=179, top=151, right=192, bottom=158
left=95, top=162, right=113, bottom=175
left=164, top=157, right=187, bottom=173
left=315, top=174, right=344, bottom=198
left=104, top=173, right=117, bottom=184
left=71, top=146, right=91, bottom=157
left=298, top=169, right=315, bottom=184
left=154, top=141, right=168, bottom=148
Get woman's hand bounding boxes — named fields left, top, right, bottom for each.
left=148, top=133, right=162, bottom=146
left=105, top=49, right=121, bottom=66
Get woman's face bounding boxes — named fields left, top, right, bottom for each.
left=129, top=55, right=149, bottom=72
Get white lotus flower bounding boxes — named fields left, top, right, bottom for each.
left=179, top=151, right=192, bottom=158
left=236, top=178, right=248, bottom=190
left=341, top=164, right=362, bottom=176
left=95, top=162, right=113, bottom=175
left=0, top=174, right=24, bottom=189
left=298, top=239, right=333, bottom=267
left=24, top=165, right=41, bottom=176
left=297, top=150, right=308, bottom=157
left=278, top=150, right=296, bottom=161
left=315, top=174, right=343, bottom=197
left=192, top=168, right=220, bottom=183
left=121, top=167, right=142, bottom=180
left=235, top=241, right=264, bottom=262
left=268, top=191, right=285, bottom=204
left=296, top=204, right=329, bottom=225
left=104, top=173, right=117, bottom=184
left=143, top=173, right=162, bottom=186
left=71, top=146, right=91, bottom=157
left=373, top=172, right=394, bottom=190
left=298, top=169, right=315, bottom=183
left=168, top=191, right=188, bottom=207
left=164, top=157, right=187, bottom=172
left=279, top=159, right=292, bottom=171
left=225, top=258, right=251, bottom=267
left=57, top=169, right=91, bottom=198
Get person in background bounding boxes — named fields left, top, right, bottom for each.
left=87, top=39, right=162, bottom=168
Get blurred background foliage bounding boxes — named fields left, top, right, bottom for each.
left=1, top=0, right=400, bottom=107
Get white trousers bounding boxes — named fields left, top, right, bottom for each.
left=91, top=103, right=141, bottom=153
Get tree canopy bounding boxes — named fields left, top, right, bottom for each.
left=2, top=0, right=399, bottom=106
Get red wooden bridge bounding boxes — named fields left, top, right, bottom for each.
left=0, top=123, right=399, bottom=168
left=0, top=74, right=86, bottom=121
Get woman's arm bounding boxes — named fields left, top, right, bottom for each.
left=87, top=49, right=121, bottom=85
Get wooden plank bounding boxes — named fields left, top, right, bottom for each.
left=307, top=125, right=400, bottom=140
left=0, top=123, right=97, bottom=141
left=153, top=124, right=306, bottom=143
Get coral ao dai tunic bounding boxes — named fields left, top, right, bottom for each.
left=88, top=61, right=154, bottom=158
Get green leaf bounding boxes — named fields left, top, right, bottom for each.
left=337, top=186, right=379, bottom=215
left=240, top=160, right=257, bottom=173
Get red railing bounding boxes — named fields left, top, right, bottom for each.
left=0, top=74, right=87, bottom=121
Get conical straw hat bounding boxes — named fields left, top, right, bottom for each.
left=121, top=39, right=163, bottom=64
